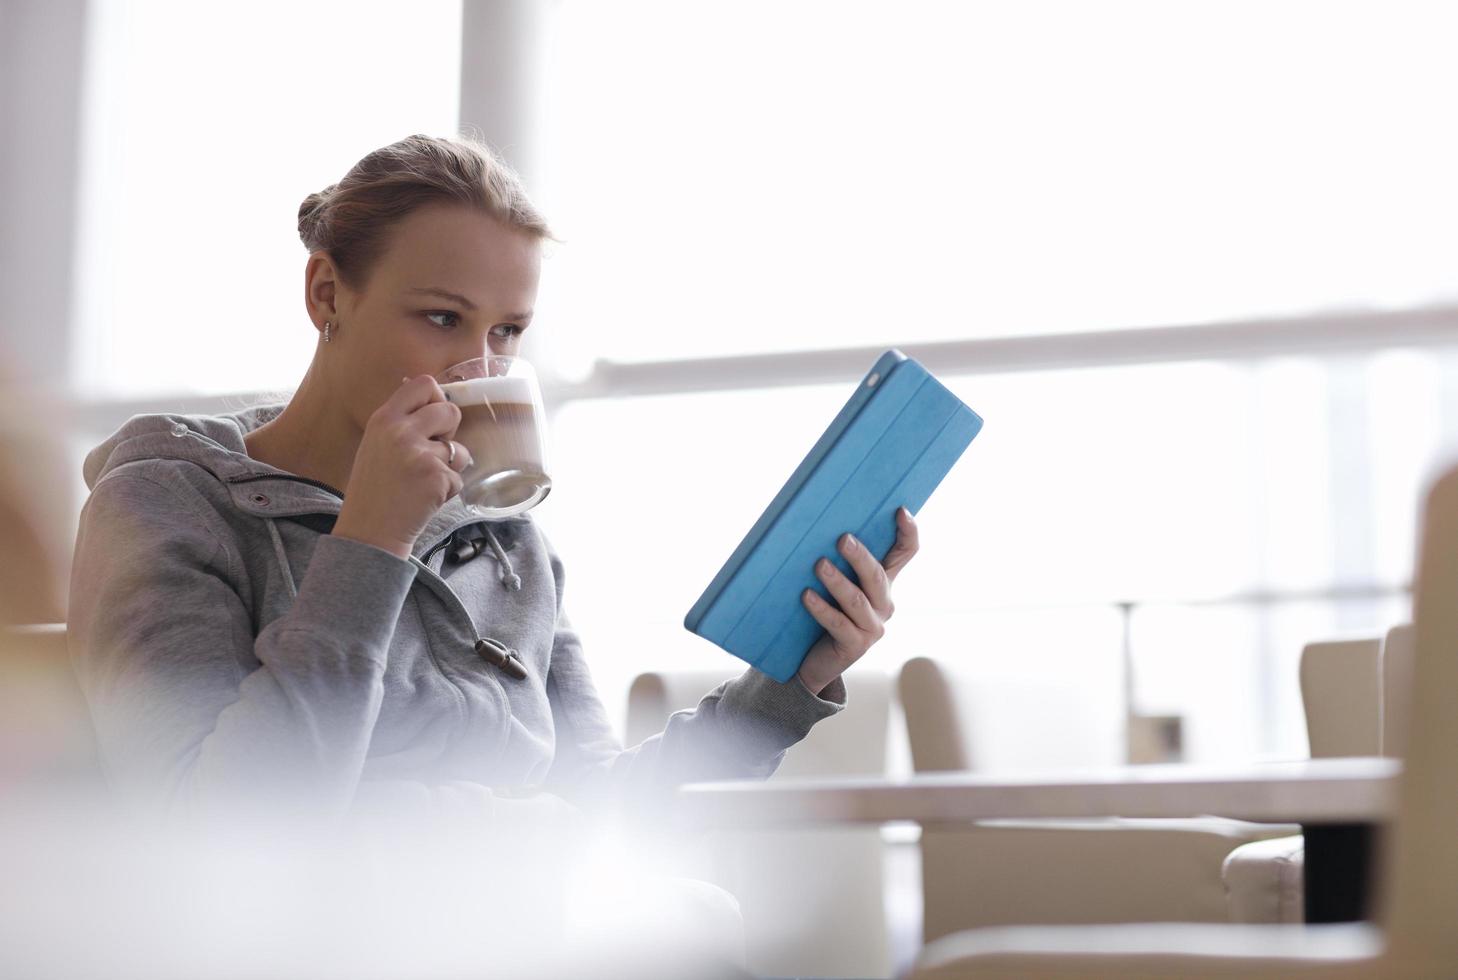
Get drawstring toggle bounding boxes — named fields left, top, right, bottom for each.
left=474, top=637, right=528, bottom=680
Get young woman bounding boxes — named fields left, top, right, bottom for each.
left=68, top=134, right=920, bottom=828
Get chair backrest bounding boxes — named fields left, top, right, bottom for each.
left=0, top=623, right=104, bottom=791
left=1383, top=465, right=1458, bottom=967
left=898, top=655, right=1124, bottom=773
left=1298, top=636, right=1382, bottom=758
left=902, top=638, right=1388, bottom=772
left=625, top=668, right=893, bottom=779
left=897, top=657, right=969, bottom=771
left=1379, top=623, right=1416, bottom=759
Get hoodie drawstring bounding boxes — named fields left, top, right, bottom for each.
left=406, top=554, right=529, bottom=682
left=445, top=525, right=522, bottom=592
left=265, top=518, right=298, bottom=599
left=482, top=527, right=522, bottom=592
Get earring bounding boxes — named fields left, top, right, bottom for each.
left=323, top=321, right=332, bottom=343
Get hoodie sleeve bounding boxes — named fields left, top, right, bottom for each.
left=537, top=531, right=847, bottom=811
left=68, top=466, right=417, bottom=827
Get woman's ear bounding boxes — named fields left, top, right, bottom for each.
left=304, top=252, right=340, bottom=327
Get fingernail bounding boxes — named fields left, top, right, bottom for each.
left=840, top=534, right=858, bottom=554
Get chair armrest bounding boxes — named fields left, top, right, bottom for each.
left=921, top=818, right=1300, bottom=939
left=1223, top=833, right=1306, bottom=924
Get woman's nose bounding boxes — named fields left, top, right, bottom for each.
left=453, top=340, right=494, bottom=366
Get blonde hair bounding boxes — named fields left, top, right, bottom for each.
left=296, top=133, right=554, bottom=291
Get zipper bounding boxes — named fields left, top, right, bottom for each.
left=421, top=530, right=460, bottom=567
left=229, top=472, right=346, bottom=498
left=419, top=515, right=526, bottom=567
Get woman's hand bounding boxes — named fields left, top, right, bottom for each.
left=796, top=507, right=920, bottom=697
left=332, top=375, right=474, bottom=560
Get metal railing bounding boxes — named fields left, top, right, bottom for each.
left=63, top=302, right=1458, bottom=434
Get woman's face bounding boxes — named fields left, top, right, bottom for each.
left=311, top=201, right=542, bottom=431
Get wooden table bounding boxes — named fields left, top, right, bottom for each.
left=676, top=758, right=1400, bottom=923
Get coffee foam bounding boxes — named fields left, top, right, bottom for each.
left=440, top=375, right=535, bottom=407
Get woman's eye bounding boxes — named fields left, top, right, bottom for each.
left=425, top=311, right=460, bottom=330
left=492, top=324, right=523, bottom=340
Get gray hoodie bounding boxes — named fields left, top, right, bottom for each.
left=68, top=404, right=846, bottom=826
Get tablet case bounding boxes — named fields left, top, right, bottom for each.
left=684, top=349, right=983, bottom=683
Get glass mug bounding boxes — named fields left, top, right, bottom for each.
left=434, top=355, right=552, bottom=518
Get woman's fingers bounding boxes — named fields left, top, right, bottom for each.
left=882, top=507, right=920, bottom=583
left=432, top=438, right=472, bottom=472
left=408, top=399, right=463, bottom=440
left=799, top=509, right=924, bottom=669
left=386, top=374, right=448, bottom=418
left=813, top=557, right=885, bottom=640
left=802, top=587, right=860, bottom=648
left=836, top=532, right=894, bottom=619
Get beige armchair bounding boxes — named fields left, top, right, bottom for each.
left=1380, top=624, right=1415, bottom=759
left=1223, top=633, right=1395, bottom=923
left=907, top=465, right=1458, bottom=978
left=898, top=657, right=1298, bottom=940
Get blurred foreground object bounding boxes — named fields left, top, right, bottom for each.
left=0, top=369, right=90, bottom=800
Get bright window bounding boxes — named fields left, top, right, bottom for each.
left=536, top=0, right=1458, bottom=372
left=71, top=0, right=463, bottom=398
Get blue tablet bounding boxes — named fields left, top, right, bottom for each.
left=684, top=349, right=983, bottom=683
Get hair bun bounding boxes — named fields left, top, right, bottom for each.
left=299, top=184, right=337, bottom=217
left=297, top=136, right=552, bottom=285
left=297, top=184, right=338, bottom=247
